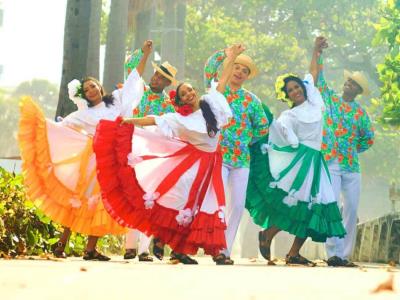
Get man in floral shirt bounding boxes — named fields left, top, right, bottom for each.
left=310, top=37, right=374, bottom=267
left=123, top=40, right=180, bottom=263
left=204, top=47, right=270, bottom=265
left=125, top=40, right=176, bottom=117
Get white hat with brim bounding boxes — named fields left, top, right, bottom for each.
left=152, top=61, right=178, bottom=86
left=224, top=54, right=259, bottom=80
left=344, top=70, right=370, bottom=96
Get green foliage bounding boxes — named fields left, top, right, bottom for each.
left=0, top=167, right=124, bottom=257
left=374, top=0, right=400, bottom=125
left=0, top=167, right=60, bottom=256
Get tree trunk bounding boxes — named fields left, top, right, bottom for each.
left=161, top=0, right=177, bottom=68
left=87, top=0, right=101, bottom=78
left=175, top=2, right=186, bottom=80
left=56, top=0, right=101, bottom=118
left=103, top=0, right=129, bottom=92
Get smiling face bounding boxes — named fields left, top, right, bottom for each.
left=177, top=83, right=199, bottom=108
left=343, top=78, right=363, bottom=99
left=229, top=63, right=250, bottom=87
left=149, top=71, right=171, bottom=93
left=82, top=80, right=103, bottom=105
left=285, top=80, right=306, bottom=107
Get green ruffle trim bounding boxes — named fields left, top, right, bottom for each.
left=246, top=137, right=346, bottom=242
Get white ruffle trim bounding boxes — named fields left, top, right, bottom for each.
left=260, top=143, right=270, bottom=154
left=143, top=192, right=160, bottom=209
left=217, top=206, right=226, bottom=223
left=175, top=208, right=193, bottom=227
left=88, top=194, right=100, bottom=210
left=69, top=197, right=82, bottom=208
left=127, top=153, right=144, bottom=167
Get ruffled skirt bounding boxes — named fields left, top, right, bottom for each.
left=18, top=97, right=126, bottom=236
left=93, top=119, right=227, bottom=256
left=246, top=138, right=346, bottom=242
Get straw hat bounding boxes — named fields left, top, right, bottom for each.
left=344, top=70, right=370, bottom=96
left=223, top=54, right=259, bottom=80
left=151, top=61, right=178, bottom=85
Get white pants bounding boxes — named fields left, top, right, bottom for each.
left=125, top=229, right=152, bottom=255
left=221, top=164, right=250, bottom=257
left=325, top=160, right=361, bottom=260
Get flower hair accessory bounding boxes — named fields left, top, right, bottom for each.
left=169, top=89, right=193, bottom=116
left=68, top=79, right=88, bottom=110
left=275, top=73, right=298, bottom=107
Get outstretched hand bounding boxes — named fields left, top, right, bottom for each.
left=142, top=40, right=153, bottom=55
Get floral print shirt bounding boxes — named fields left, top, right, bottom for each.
left=317, top=56, right=374, bottom=173
left=204, top=50, right=270, bottom=168
left=125, top=48, right=175, bottom=117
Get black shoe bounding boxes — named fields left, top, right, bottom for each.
left=170, top=252, right=198, bottom=265
left=53, top=242, right=67, bottom=259
left=213, top=253, right=234, bottom=265
left=138, top=252, right=153, bottom=262
left=83, top=250, right=111, bottom=261
left=152, top=238, right=164, bottom=261
left=286, top=254, right=316, bottom=267
left=123, top=248, right=137, bottom=260
left=341, top=259, right=358, bottom=267
left=326, top=256, right=343, bottom=267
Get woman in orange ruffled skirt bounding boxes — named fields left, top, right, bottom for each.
left=18, top=69, right=143, bottom=260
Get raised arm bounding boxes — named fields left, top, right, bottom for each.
left=309, top=36, right=327, bottom=84
left=216, top=44, right=245, bottom=93
left=125, top=40, right=153, bottom=78
left=204, top=49, right=226, bottom=90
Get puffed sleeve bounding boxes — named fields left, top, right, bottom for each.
left=112, top=68, right=144, bottom=117
left=271, top=111, right=299, bottom=148
left=303, top=73, right=324, bottom=109
left=202, top=80, right=232, bottom=128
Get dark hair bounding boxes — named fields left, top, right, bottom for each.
left=81, top=76, right=115, bottom=107
left=176, top=83, right=219, bottom=138
left=282, top=76, right=308, bottom=103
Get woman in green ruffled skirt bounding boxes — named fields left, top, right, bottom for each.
left=246, top=73, right=345, bottom=266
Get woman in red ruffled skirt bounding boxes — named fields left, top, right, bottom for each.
left=93, top=44, right=245, bottom=263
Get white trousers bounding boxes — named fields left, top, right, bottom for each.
left=325, top=160, right=361, bottom=260
left=221, top=164, right=250, bottom=257
left=125, top=229, right=152, bottom=254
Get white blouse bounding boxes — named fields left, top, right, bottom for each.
left=154, top=85, right=232, bottom=152
left=61, top=69, right=144, bottom=136
left=270, top=74, right=325, bottom=150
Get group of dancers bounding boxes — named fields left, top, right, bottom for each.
left=18, top=36, right=374, bottom=266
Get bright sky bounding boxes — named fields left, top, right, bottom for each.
left=0, top=0, right=67, bottom=87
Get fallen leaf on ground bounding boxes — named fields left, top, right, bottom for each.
left=80, top=267, right=87, bottom=272
left=388, top=260, right=397, bottom=267
left=371, top=275, right=395, bottom=293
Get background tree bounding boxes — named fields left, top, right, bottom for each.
left=56, top=0, right=101, bottom=118
left=373, top=0, right=400, bottom=125
left=102, top=0, right=129, bottom=92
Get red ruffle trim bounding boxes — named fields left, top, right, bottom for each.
left=93, top=119, right=227, bottom=256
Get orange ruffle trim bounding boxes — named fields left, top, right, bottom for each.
left=18, top=97, right=126, bottom=236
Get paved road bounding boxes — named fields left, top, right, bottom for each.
left=0, top=256, right=399, bottom=300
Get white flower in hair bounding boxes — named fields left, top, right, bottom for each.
left=68, top=79, right=88, bottom=110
